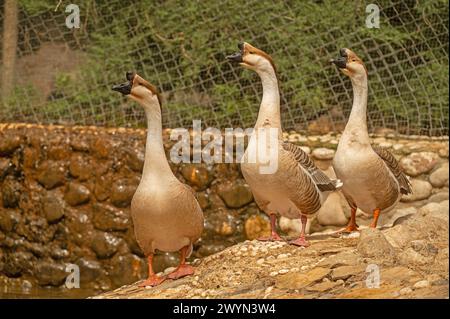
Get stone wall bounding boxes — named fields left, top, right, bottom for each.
left=0, top=123, right=448, bottom=295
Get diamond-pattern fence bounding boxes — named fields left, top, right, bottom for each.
left=0, top=0, right=448, bottom=136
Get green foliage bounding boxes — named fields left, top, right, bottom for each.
left=4, top=0, right=449, bottom=134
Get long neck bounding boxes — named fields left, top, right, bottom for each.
left=141, top=102, right=173, bottom=179
left=255, top=68, right=281, bottom=130
left=342, top=75, right=370, bottom=144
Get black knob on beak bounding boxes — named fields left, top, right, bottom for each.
left=126, top=71, right=135, bottom=81
left=340, top=48, right=348, bottom=57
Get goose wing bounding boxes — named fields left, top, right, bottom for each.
left=372, top=144, right=412, bottom=195
left=282, top=142, right=342, bottom=192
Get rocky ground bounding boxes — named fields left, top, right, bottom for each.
left=94, top=199, right=449, bottom=299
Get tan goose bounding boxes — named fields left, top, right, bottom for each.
left=331, top=48, right=412, bottom=231
left=227, top=42, right=342, bottom=246
left=112, top=72, right=204, bottom=286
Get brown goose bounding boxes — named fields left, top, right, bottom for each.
left=227, top=42, right=342, bottom=246
left=112, top=72, right=204, bottom=286
left=331, top=48, right=412, bottom=231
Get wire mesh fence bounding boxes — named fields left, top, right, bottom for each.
left=0, top=0, right=448, bottom=136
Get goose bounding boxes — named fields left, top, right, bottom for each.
left=331, top=48, right=412, bottom=231
left=227, top=42, right=342, bottom=246
left=112, top=72, right=204, bottom=286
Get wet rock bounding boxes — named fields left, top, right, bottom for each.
left=125, top=228, right=144, bottom=257
left=50, top=247, right=70, bottom=259
left=196, top=192, right=210, bottom=210
left=206, top=209, right=237, bottom=237
left=70, top=137, right=90, bottom=152
left=64, top=182, right=91, bottom=206
left=110, top=179, right=138, bottom=208
left=69, top=154, right=92, bottom=181
left=91, top=137, right=112, bottom=159
left=37, top=161, right=66, bottom=189
left=3, top=251, right=33, bottom=277
left=311, top=148, right=335, bottom=160
left=316, top=192, right=348, bottom=226
left=34, top=261, right=68, bottom=286
left=109, top=254, right=145, bottom=287
left=276, top=267, right=331, bottom=290
left=429, top=164, right=449, bottom=188
left=0, top=210, right=20, bottom=232
left=357, top=228, right=396, bottom=262
left=0, top=158, right=12, bottom=180
left=399, top=152, right=439, bottom=177
left=23, top=147, right=39, bottom=169
left=126, top=147, right=145, bottom=172
left=47, top=144, right=71, bottom=161
left=217, top=180, right=253, bottom=209
left=0, top=134, right=22, bottom=155
left=1, top=178, right=22, bottom=208
left=181, top=164, right=213, bottom=190
left=244, top=214, right=270, bottom=240
left=94, top=175, right=111, bottom=201
left=91, top=232, right=121, bottom=259
left=76, top=258, right=103, bottom=284
left=401, top=179, right=432, bottom=202
left=42, top=193, right=65, bottom=223
left=92, top=203, right=130, bottom=231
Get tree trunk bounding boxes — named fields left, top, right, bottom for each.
left=1, top=0, right=19, bottom=99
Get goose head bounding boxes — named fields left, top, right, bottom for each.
left=227, top=42, right=276, bottom=75
left=112, top=72, right=162, bottom=109
left=330, top=48, right=367, bottom=81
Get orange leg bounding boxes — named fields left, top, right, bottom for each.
left=338, top=207, right=359, bottom=233
left=370, top=208, right=381, bottom=228
left=167, top=246, right=195, bottom=280
left=258, top=213, right=283, bottom=242
left=139, top=254, right=166, bottom=287
left=290, top=215, right=310, bottom=247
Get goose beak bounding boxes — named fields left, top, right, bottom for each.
left=226, top=42, right=244, bottom=63
left=330, top=48, right=348, bottom=69
left=112, top=71, right=134, bottom=95
left=226, top=51, right=243, bottom=63
left=112, top=81, right=132, bottom=95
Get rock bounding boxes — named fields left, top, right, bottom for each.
left=109, top=254, right=145, bottom=287
left=91, top=232, right=121, bottom=259
left=276, top=267, right=331, bottom=290
left=331, top=265, right=365, bottom=281
left=300, top=146, right=311, bottom=154
left=429, top=164, right=449, bottom=188
left=110, top=179, right=138, bottom=208
left=76, top=258, right=103, bottom=284
left=381, top=266, right=421, bottom=285
left=217, top=180, right=253, bottom=209
left=0, top=134, right=22, bottom=155
left=429, top=191, right=449, bottom=203
left=401, top=179, right=432, bottom=202
left=42, top=193, right=65, bottom=223
left=383, top=225, right=411, bottom=248
left=386, top=207, right=417, bottom=227
left=244, top=214, right=270, bottom=240
left=399, top=247, right=435, bottom=266
left=64, top=182, right=91, bottom=206
left=357, top=228, right=396, bottom=261
left=3, top=251, right=33, bottom=277
left=311, top=148, right=335, bottom=160
left=181, top=164, right=213, bottom=190
left=69, top=154, right=92, bottom=181
left=316, top=192, right=348, bottom=226
left=399, top=152, right=439, bottom=177
left=0, top=210, right=20, bottom=232
left=37, top=161, right=66, bottom=189
left=399, top=287, right=413, bottom=295
left=417, top=201, right=449, bottom=221
left=196, top=192, right=210, bottom=210
left=1, top=178, right=22, bottom=208
left=413, top=280, right=430, bottom=289
left=306, top=280, right=339, bottom=292
left=70, top=137, right=90, bottom=152
left=317, top=250, right=359, bottom=268
left=438, top=147, right=449, bottom=158
left=91, top=137, right=112, bottom=159
left=34, top=262, right=68, bottom=286
left=92, top=203, right=130, bottom=231
left=0, top=158, right=12, bottom=180
left=126, top=147, right=145, bottom=172
left=94, top=175, right=111, bottom=201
